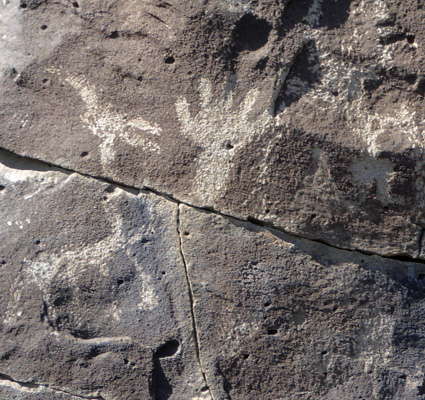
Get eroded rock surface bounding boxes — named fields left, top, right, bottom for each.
left=2, top=0, right=425, bottom=399
left=0, top=151, right=208, bottom=399
left=1, top=0, right=425, bottom=256
left=180, top=205, right=425, bottom=400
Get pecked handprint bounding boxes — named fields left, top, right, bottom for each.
left=176, top=79, right=275, bottom=205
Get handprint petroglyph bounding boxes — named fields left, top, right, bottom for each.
left=176, top=79, right=275, bottom=205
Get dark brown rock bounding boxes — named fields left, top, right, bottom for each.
left=2, top=0, right=425, bottom=256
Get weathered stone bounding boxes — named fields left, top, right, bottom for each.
left=0, top=150, right=208, bottom=399
left=180, top=204, right=425, bottom=400
left=2, top=0, right=425, bottom=257
left=2, top=0, right=425, bottom=398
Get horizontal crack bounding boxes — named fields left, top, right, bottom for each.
left=1, top=146, right=424, bottom=266
left=0, top=373, right=104, bottom=399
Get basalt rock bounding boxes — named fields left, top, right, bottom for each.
left=2, top=0, right=425, bottom=399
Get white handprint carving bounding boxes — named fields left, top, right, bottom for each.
left=176, top=79, right=274, bottom=205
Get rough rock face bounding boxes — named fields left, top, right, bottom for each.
left=2, top=0, right=425, bottom=399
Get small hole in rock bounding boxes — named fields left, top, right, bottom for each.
left=137, top=76, right=143, bottom=82
left=123, top=358, right=129, bottom=364
left=400, top=374, right=407, bottom=379
left=161, top=271, right=166, bottom=275
left=35, top=240, right=41, bottom=245
left=225, top=142, right=234, bottom=149
left=165, top=56, right=175, bottom=64
left=72, top=1, right=79, bottom=7
left=141, top=237, right=150, bottom=244
left=20, top=2, right=27, bottom=8
left=201, top=386, right=209, bottom=393
left=80, top=151, right=89, bottom=157
left=321, top=350, right=328, bottom=355
left=154, top=339, right=180, bottom=358
left=267, top=328, right=278, bottom=335
left=41, top=25, right=48, bottom=30
left=183, top=231, right=190, bottom=236
left=117, top=279, right=124, bottom=286
left=331, top=90, right=339, bottom=96
left=42, top=78, right=48, bottom=83
left=264, top=302, right=271, bottom=307
left=265, top=209, right=270, bottom=214
left=109, top=31, right=119, bottom=39
left=0, top=185, right=5, bottom=191
left=137, top=58, right=142, bottom=62
left=243, top=354, right=249, bottom=360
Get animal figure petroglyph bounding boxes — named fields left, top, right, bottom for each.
left=3, top=174, right=158, bottom=326
left=47, top=68, right=162, bottom=172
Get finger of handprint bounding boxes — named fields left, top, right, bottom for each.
left=240, top=88, right=260, bottom=117
left=175, top=97, right=192, bottom=131
left=128, top=117, right=162, bottom=136
left=199, top=78, right=213, bottom=108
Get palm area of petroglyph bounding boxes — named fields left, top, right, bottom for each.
left=176, top=78, right=274, bottom=204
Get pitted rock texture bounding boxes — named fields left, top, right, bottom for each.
left=0, top=151, right=209, bottom=400
left=3, top=0, right=425, bottom=399
left=179, top=205, right=425, bottom=400
left=2, top=0, right=425, bottom=257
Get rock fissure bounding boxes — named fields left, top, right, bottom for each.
left=418, top=228, right=425, bottom=258
left=0, top=373, right=105, bottom=399
left=1, top=146, right=424, bottom=267
left=176, top=205, right=214, bottom=400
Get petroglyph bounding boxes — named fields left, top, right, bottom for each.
left=3, top=172, right=159, bottom=326
left=277, top=0, right=425, bottom=156
left=176, top=79, right=274, bottom=205
left=47, top=69, right=162, bottom=171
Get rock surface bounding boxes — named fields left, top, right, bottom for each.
left=2, top=0, right=425, bottom=398
left=0, top=150, right=208, bottom=399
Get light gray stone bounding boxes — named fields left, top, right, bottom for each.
left=0, top=150, right=208, bottom=400
left=180, top=204, right=425, bottom=400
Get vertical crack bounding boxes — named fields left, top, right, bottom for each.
left=418, top=228, right=425, bottom=258
left=176, top=205, right=214, bottom=400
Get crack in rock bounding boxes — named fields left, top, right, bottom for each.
left=1, top=146, right=424, bottom=266
left=176, top=205, right=214, bottom=400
